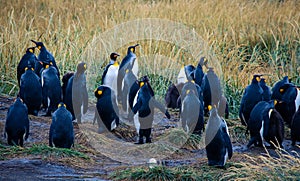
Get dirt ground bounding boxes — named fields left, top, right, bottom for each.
left=0, top=95, right=300, bottom=180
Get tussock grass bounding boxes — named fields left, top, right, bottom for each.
left=0, top=0, right=299, bottom=116
left=0, top=143, right=90, bottom=160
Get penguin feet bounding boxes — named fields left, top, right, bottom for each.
left=146, top=137, right=152, bottom=143
left=135, top=138, right=144, bottom=144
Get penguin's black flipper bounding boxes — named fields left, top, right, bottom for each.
left=101, top=64, right=110, bottom=85
left=129, top=81, right=139, bottom=109
left=222, top=126, right=233, bottom=159
left=151, top=98, right=170, bottom=119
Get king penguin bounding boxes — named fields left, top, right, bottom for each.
left=19, top=64, right=42, bottom=116
left=49, top=102, right=74, bottom=148
left=205, top=105, right=232, bottom=167
left=17, top=47, right=37, bottom=86
left=5, top=97, right=30, bottom=147
left=31, top=40, right=60, bottom=77
left=94, top=86, right=120, bottom=133
left=239, top=75, right=263, bottom=126
left=117, top=44, right=139, bottom=102
left=101, top=52, right=120, bottom=95
left=247, top=100, right=284, bottom=148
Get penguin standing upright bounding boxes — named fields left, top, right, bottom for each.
left=117, top=44, right=139, bottom=102
left=194, top=57, right=207, bottom=87
left=129, top=77, right=170, bottom=144
left=101, top=53, right=120, bottom=94
left=62, top=72, right=74, bottom=99
left=5, top=98, right=30, bottom=147
left=275, top=83, right=300, bottom=126
left=271, top=76, right=289, bottom=100
left=291, top=106, right=300, bottom=146
left=49, top=102, right=74, bottom=148
left=239, top=75, right=263, bottom=126
left=205, top=105, right=232, bottom=167
left=41, top=62, right=61, bottom=116
left=94, top=86, right=120, bottom=133
left=64, top=62, right=88, bottom=123
left=19, top=65, right=42, bottom=116
left=260, top=77, right=271, bottom=101
left=31, top=40, right=60, bottom=77
left=180, top=88, right=204, bottom=135
left=247, top=100, right=284, bottom=148
left=17, top=47, right=37, bottom=86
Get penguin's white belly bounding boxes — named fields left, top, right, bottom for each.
left=133, top=90, right=140, bottom=135
left=295, top=89, right=300, bottom=112
left=177, top=66, right=187, bottom=84
left=104, top=66, right=119, bottom=94
left=132, top=59, right=139, bottom=78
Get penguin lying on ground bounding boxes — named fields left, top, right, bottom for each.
left=64, top=62, right=88, bottom=123
left=49, top=102, right=74, bottom=148
left=247, top=100, right=284, bottom=148
left=5, top=97, right=30, bottom=147
left=101, top=53, right=120, bottom=94
left=94, top=86, right=120, bottom=133
left=239, top=75, right=263, bottom=126
left=117, top=44, right=139, bottom=102
left=180, top=88, right=204, bottom=135
left=291, top=105, right=300, bottom=146
left=17, top=47, right=37, bottom=86
left=205, top=105, right=232, bottom=167
left=31, top=40, right=60, bottom=77
left=41, top=62, right=61, bottom=116
left=129, top=77, right=170, bottom=144
left=274, top=82, right=300, bottom=126
left=19, top=65, right=42, bottom=116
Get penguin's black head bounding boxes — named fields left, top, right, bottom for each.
left=198, top=57, right=208, bottom=67
left=42, top=61, right=53, bottom=69
left=279, top=83, right=295, bottom=95
left=94, top=86, right=110, bottom=98
left=77, top=62, right=87, bottom=73
left=26, top=47, right=35, bottom=54
left=110, top=52, right=120, bottom=61
left=57, top=102, right=66, bottom=109
left=260, top=77, right=266, bottom=84
left=252, top=74, right=261, bottom=83
left=127, top=44, right=139, bottom=54
left=31, top=40, right=44, bottom=50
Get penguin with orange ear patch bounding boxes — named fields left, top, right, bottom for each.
left=94, top=86, right=120, bottom=133
left=17, top=47, right=37, bottom=86
left=19, top=64, right=42, bottom=116
left=101, top=53, right=120, bottom=94
left=247, top=100, right=284, bottom=148
left=117, top=44, right=139, bottom=103
left=41, top=62, right=61, bottom=116
left=31, top=40, right=60, bottom=77
left=205, top=105, right=232, bottom=167
left=49, top=102, right=74, bottom=148
left=239, top=74, right=263, bottom=126
left=5, top=97, right=30, bottom=147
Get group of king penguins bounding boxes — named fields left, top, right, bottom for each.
left=165, top=57, right=232, bottom=167
left=5, top=39, right=300, bottom=168
left=5, top=40, right=88, bottom=149
left=239, top=74, right=300, bottom=148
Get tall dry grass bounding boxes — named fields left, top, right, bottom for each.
left=0, top=0, right=299, bottom=115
